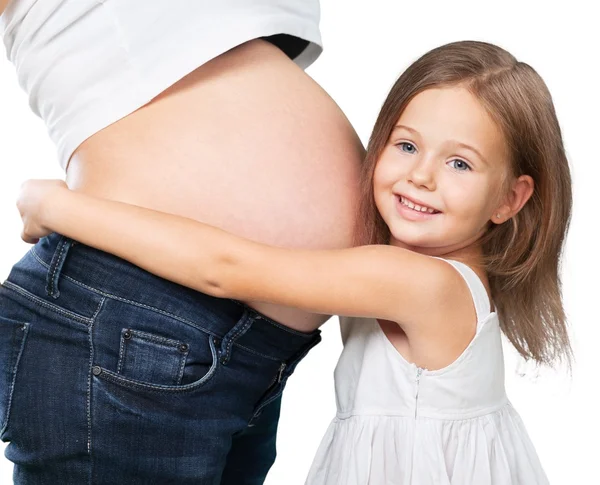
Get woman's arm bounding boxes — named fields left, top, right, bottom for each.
left=20, top=182, right=466, bottom=326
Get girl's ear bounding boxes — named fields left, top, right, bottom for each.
left=491, top=174, right=535, bottom=224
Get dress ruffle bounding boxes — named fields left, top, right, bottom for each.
left=306, top=404, right=549, bottom=485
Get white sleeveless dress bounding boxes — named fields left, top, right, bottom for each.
left=306, top=259, right=549, bottom=485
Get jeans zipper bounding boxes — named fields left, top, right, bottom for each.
left=265, top=362, right=287, bottom=392
left=277, top=362, right=287, bottom=383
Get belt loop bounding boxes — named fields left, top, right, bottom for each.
left=45, top=236, right=74, bottom=299
left=219, top=309, right=254, bottom=365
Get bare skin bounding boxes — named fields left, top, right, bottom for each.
left=18, top=86, right=534, bottom=369
left=65, top=39, right=364, bottom=332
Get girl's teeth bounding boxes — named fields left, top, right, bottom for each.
left=401, top=196, right=437, bottom=214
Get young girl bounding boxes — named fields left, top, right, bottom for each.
left=16, top=40, right=571, bottom=484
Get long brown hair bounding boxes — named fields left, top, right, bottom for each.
left=357, top=41, right=572, bottom=367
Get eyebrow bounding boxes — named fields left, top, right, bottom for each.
left=392, top=124, right=490, bottom=165
left=392, top=124, right=419, bottom=136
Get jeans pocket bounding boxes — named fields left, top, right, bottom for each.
left=92, top=300, right=221, bottom=394
left=94, top=333, right=219, bottom=393
left=117, top=328, right=190, bottom=386
left=0, top=314, right=29, bottom=437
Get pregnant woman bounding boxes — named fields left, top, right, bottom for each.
left=0, top=1, right=363, bottom=484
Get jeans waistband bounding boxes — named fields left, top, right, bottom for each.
left=6, top=233, right=320, bottom=363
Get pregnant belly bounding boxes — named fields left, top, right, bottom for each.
left=65, top=39, right=364, bottom=332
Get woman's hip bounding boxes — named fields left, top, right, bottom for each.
left=0, top=233, right=320, bottom=480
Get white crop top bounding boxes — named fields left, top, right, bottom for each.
left=0, top=0, right=322, bottom=170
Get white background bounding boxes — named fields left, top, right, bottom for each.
left=1, top=1, right=598, bottom=483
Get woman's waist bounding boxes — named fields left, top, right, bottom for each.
left=2, top=233, right=320, bottom=362
left=5, top=233, right=243, bottom=327
left=63, top=162, right=354, bottom=330
left=64, top=40, right=363, bottom=330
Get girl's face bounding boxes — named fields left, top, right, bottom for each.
left=374, top=86, right=511, bottom=255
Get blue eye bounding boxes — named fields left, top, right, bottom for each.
left=397, top=142, right=416, bottom=154
left=448, top=159, right=471, bottom=172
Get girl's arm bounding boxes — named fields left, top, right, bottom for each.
left=0, top=0, right=11, bottom=15
left=23, top=183, right=468, bottom=327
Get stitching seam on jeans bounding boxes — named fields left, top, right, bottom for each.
left=31, top=250, right=219, bottom=337
left=0, top=322, right=29, bottom=436
left=177, top=348, right=187, bottom=384
left=87, top=297, right=105, bottom=457
left=254, top=314, right=318, bottom=337
left=233, top=343, right=280, bottom=361
left=30, top=249, right=298, bottom=361
left=117, top=330, right=127, bottom=375
left=125, top=329, right=187, bottom=347
left=2, top=281, right=91, bottom=325
left=222, top=316, right=252, bottom=365
left=34, top=248, right=317, bottom=343
left=29, top=254, right=285, bottom=360
left=46, top=238, right=68, bottom=298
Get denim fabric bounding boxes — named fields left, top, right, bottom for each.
left=0, top=233, right=321, bottom=484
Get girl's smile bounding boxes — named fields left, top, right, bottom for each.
left=395, top=194, right=442, bottom=221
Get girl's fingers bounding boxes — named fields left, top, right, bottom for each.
left=20, top=230, right=39, bottom=245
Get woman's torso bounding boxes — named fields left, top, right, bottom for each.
left=2, top=2, right=365, bottom=332
left=66, top=40, right=363, bottom=331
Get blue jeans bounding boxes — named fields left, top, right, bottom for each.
left=0, top=233, right=321, bottom=484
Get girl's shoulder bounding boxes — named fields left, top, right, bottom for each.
left=431, top=257, right=494, bottom=322
left=392, top=256, right=496, bottom=370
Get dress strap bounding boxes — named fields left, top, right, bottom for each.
left=433, top=257, right=492, bottom=325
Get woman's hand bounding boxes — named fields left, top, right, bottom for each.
left=17, top=179, right=68, bottom=244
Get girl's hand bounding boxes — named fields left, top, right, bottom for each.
left=16, top=179, right=68, bottom=244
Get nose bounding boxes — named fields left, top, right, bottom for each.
left=407, top=155, right=436, bottom=191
